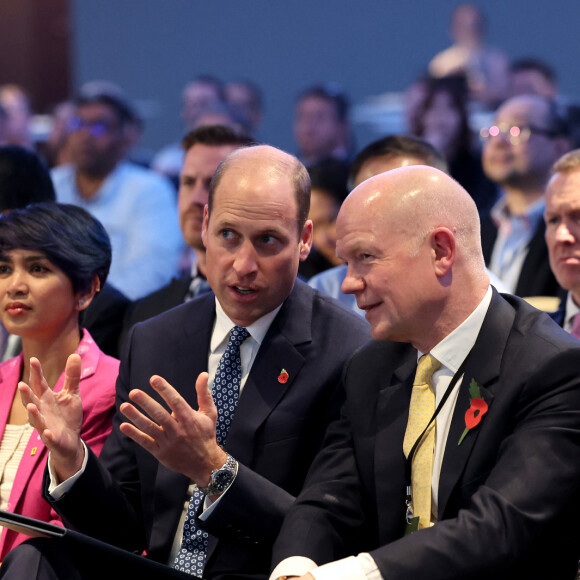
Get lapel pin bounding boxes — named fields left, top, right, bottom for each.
left=30, top=446, right=37, bottom=456
left=278, top=369, right=289, bottom=384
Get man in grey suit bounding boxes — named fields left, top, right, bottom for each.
left=8, top=145, right=370, bottom=579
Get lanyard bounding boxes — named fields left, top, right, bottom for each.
left=404, top=349, right=473, bottom=522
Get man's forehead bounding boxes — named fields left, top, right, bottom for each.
left=496, top=100, right=547, bottom=124
left=547, top=172, right=580, bottom=206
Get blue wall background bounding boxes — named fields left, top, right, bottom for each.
left=72, top=0, right=580, bottom=155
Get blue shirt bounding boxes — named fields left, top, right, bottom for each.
left=52, top=161, right=184, bottom=300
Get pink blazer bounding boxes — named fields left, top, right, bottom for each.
left=0, top=329, right=119, bottom=559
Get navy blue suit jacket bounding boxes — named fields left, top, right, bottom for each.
left=46, top=280, right=370, bottom=579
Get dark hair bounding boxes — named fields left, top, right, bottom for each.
left=415, top=76, right=472, bottom=160
left=0, top=203, right=111, bottom=294
left=181, top=124, right=255, bottom=153
left=510, top=58, right=557, bottom=86
left=296, top=83, right=350, bottom=122
left=74, top=93, right=136, bottom=127
left=544, top=98, right=569, bottom=138
left=0, top=146, right=56, bottom=210
left=209, top=147, right=311, bottom=235
left=348, top=135, right=448, bottom=189
left=308, top=158, right=349, bottom=204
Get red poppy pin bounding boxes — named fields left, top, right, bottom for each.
left=278, top=369, right=289, bottom=384
left=458, top=379, right=488, bottom=446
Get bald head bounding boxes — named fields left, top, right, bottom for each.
left=343, top=165, right=483, bottom=257
left=337, top=166, right=489, bottom=350
left=209, top=144, right=310, bottom=233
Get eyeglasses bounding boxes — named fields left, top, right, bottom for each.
left=67, top=117, right=116, bottom=137
left=480, top=123, right=561, bottom=146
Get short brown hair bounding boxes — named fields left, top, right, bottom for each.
left=181, top=124, right=255, bottom=153
left=551, top=148, right=580, bottom=175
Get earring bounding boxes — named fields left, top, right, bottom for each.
left=78, top=299, right=85, bottom=307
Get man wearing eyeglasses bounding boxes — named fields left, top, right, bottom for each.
left=480, top=94, right=569, bottom=299
left=51, top=91, right=184, bottom=300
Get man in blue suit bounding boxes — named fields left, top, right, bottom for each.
left=8, top=145, right=370, bottom=579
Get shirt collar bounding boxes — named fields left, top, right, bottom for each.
left=565, top=292, right=580, bottom=330
left=211, top=297, right=282, bottom=352
left=490, top=193, right=545, bottom=230
left=422, top=286, right=493, bottom=373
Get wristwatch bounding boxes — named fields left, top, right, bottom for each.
left=197, top=453, right=238, bottom=495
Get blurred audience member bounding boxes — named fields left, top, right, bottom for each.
left=298, top=158, right=349, bottom=279
left=294, top=83, right=351, bottom=167
left=152, top=75, right=227, bottom=180
left=0, top=202, right=119, bottom=559
left=480, top=94, right=570, bottom=297
left=225, top=78, right=264, bottom=136
left=51, top=91, right=183, bottom=300
left=0, top=145, right=129, bottom=358
left=121, top=125, right=254, bottom=345
left=428, top=3, right=509, bottom=108
left=40, top=100, right=76, bottom=168
left=415, top=76, right=498, bottom=217
left=0, top=85, right=34, bottom=150
left=544, top=149, right=580, bottom=333
left=404, top=75, right=430, bottom=136
left=509, top=58, right=559, bottom=100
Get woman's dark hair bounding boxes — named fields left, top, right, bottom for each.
left=0, top=146, right=56, bottom=210
left=415, top=76, right=472, bottom=159
left=0, top=203, right=111, bottom=295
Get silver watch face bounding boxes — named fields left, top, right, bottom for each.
left=212, top=469, right=235, bottom=492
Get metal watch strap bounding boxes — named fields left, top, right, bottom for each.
left=197, top=453, right=237, bottom=495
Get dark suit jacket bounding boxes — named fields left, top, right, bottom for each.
left=46, top=280, right=370, bottom=579
left=76, top=282, right=130, bottom=358
left=119, top=273, right=191, bottom=349
left=481, top=215, right=561, bottom=298
left=272, top=291, right=580, bottom=580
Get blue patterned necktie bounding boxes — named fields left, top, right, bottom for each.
left=173, top=325, right=250, bottom=577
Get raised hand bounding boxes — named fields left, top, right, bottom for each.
left=119, top=372, right=226, bottom=487
left=19, top=354, right=85, bottom=482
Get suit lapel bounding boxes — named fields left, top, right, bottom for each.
left=438, top=291, right=515, bottom=517
left=374, top=349, right=417, bottom=540
left=151, top=293, right=216, bottom=553
left=226, top=282, right=312, bottom=465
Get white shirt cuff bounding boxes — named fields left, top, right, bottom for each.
left=270, top=556, right=318, bottom=580
left=270, top=554, right=381, bottom=580
left=47, top=440, right=88, bottom=499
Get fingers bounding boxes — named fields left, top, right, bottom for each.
left=195, top=372, right=216, bottom=417
left=120, top=398, right=165, bottom=439
left=62, top=354, right=82, bottom=396
left=27, top=357, right=50, bottom=398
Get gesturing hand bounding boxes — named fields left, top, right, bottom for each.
left=119, top=372, right=226, bottom=486
left=18, top=354, right=85, bottom=482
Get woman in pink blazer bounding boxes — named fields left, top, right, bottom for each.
left=0, top=203, right=119, bottom=559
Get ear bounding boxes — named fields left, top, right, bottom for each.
left=298, top=219, right=313, bottom=262
left=75, top=274, right=100, bottom=313
left=430, top=227, right=455, bottom=278
left=201, top=205, right=209, bottom=249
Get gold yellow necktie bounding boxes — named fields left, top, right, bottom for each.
left=403, top=353, right=442, bottom=529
